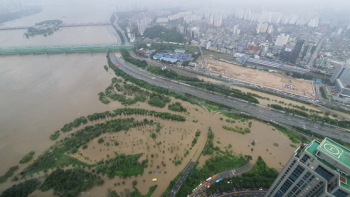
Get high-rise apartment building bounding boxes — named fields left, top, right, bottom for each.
left=233, top=25, right=239, bottom=34
left=214, top=16, right=222, bottom=27
left=289, top=39, right=305, bottom=63
left=275, top=34, right=289, bottom=47
left=266, top=138, right=350, bottom=197
left=256, top=23, right=268, bottom=33
left=267, top=25, right=274, bottom=34
left=308, top=18, right=319, bottom=27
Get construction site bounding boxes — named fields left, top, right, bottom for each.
left=203, top=55, right=315, bottom=98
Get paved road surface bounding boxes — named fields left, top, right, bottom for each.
left=191, top=165, right=253, bottom=197
left=215, top=189, right=267, bottom=197
left=169, top=161, right=195, bottom=197
left=109, top=53, right=350, bottom=143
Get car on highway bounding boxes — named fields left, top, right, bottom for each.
left=216, top=178, right=223, bottom=183
left=205, top=177, right=213, bottom=182
left=259, top=188, right=263, bottom=191
left=207, top=184, right=212, bottom=188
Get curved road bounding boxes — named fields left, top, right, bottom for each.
left=109, top=53, right=350, bottom=143
left=191, top=164, right=253, bottom=197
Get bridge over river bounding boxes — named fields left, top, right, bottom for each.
left=0, top=43, right=134, bottom=55
left=0, top=23, right=112, bottom=30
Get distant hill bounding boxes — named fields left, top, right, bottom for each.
left=143, top=25, right=185, bottom=43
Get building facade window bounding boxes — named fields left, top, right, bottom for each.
left=333, top=189, right=349, bottom=197
left=315, top=165, right=334, bottom=181
left=301, top=154, right=311, bottom=163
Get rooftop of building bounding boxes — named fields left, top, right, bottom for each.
left=306, top=139, right=350, bottom=190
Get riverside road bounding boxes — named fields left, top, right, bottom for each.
left=109, top=53, right=350, bottom=143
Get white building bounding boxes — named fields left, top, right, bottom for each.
left=213, top=15, right=222, bottom=27
left=337, top=28, right=343, bottom=35
left=275, top=34, right=289, bottom=47
left=267, top=25, right=274, bottom=34
left=256, top=23, right=268, bottom=33
left=156, top=18, right=168, bottom=23
left=308, top=17, right=319, bottom=27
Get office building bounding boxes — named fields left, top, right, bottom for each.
left=331, top=65, right=345, bottom=84
left=289, top=39, right=305, bottom=63
left=275, top=34, right=289, bottom=47
left=301, top=45, right=309, bottom=60
left=332, top=65, right=350, bottom=97
left=266, top=138, right=350, bottom=197
left=282, top=48, right=292, bottom=61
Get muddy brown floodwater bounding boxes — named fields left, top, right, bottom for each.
left=0, top=53, right=119, bottom=177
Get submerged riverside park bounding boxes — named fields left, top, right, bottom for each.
left=2, top=2, right=350, bottom=197
left=0, top=49, right=305, bottom=196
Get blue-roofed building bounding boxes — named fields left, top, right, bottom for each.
left=149, top=50, right=154, bottom=53
left=153, top=56, right=177, bottom=62
left=174, top=49, right=185, bottom=53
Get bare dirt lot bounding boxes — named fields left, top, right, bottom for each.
left=205, top=55, right=314, bottom=97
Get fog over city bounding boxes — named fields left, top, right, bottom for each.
left=1, top=0, right=350, bottom=197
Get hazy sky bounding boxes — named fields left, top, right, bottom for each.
left=11, top=0, right=350, bottom=13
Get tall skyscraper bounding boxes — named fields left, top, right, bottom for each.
left=275, top=34, right=289, bottom=47
left=266, top=138, right=350, bottom=197
left=331, top=65, right=345, bottom=84
left=289, top=39, right=305, bottom=63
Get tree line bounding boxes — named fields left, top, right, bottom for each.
left=203, top=127, right=215, bottom=155
left=0, top=178, right=41, bottom=197
left=19, top=151, right=35, bottom=164
left=148, top=93, right=171, bottom=108
left=168, top=102, right=187, bottom=112
left=95, top=153, right=148, bottom=178
left=0, top=165, right=18, bottom=184
left=121, top=49, right=148, bottom=68
left=61, top=116, right=87, bottom=132
left=106, top=53, right=197, bottom=105
left=188, top=82, right=259, bottom=104
left=222, top=125, right=251, bottom=134
left=40, top=167, right=103, bottom=197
